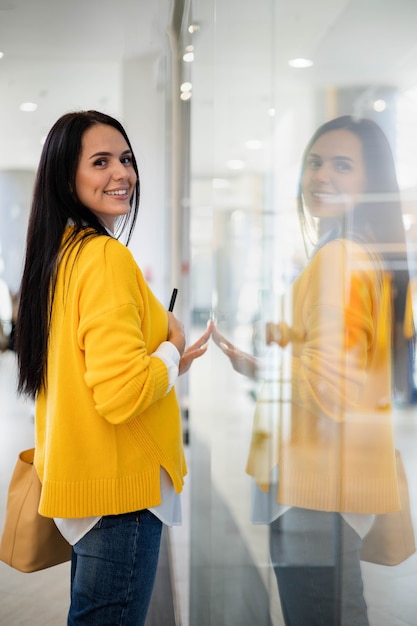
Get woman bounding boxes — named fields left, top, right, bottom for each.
left=15, top=110, right=211, bottom=625
left=213, top=116, right=414, bottom=624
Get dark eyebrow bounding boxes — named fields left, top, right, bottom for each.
left=306, top=152, right=322, bottom=161
left=307, top=152, right=354, bottom=162
left=332, top=155, right=354, bottom=162
left=88, top=149, right=132, bottom=160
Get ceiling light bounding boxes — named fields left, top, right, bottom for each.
left=180, top=91, right=192, bottom=101
left=0, top=52, right=4, bottom=59
left=188, top=24, right=200, bottom=34
left=403, top=213, right=415, bottom=231
left=288, top=58, right=313, bottom=69
left=183, top=52, right=194, bottom=63
left=373, top=99, right=387, bottom=112
left=180, top=82, right=192, bottom=92
left=19, top=102, right=38, bottom=112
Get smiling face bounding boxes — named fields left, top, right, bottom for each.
left=301, top=129, right=367, bottom=219
left=75, top=123, right=137, bottom=232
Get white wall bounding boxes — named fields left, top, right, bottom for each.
left=122, top=54, right=170, bottom=306
left=0, top=170, right=35, bottom=294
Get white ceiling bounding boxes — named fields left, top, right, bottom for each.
left=0, top=0, right=172, bottom=169
left=271, top=0, right=417, bottom=89
left=1, top=0, right=417, bottom=176
left=188, top=0, right=417, bottom=181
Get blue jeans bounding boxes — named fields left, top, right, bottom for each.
left=270, top=508, right=369, bottom=626
left=68, top=509, right=163, bottom=626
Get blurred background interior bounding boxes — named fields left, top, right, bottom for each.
left=1, top=0, right=417, bottom=624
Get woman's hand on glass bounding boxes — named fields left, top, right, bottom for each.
left=178, top=323, right=212, bottom=376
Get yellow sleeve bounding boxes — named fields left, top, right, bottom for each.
left=75, top=238, right=169, bottom=425
left=291, top=241, right=379, bottom=421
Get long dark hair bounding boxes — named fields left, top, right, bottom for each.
left=298, top=115, right=413, bottom=400
left=15, top=110, right=140, bottom=398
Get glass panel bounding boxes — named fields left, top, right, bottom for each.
left=188, top=1, right=417, bottom=624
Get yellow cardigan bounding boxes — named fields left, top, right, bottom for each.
left=247, top=239, right=401, bottom=514
left=35, top=229, right=186, bottom=518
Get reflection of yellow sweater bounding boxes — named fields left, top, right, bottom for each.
left=247, top=239, right=400, bottom=514
left=35, top=229, right=186, bottom=518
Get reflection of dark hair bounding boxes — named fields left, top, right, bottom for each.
left=16, top=110, right=140, bottom=398
left=298, top=115, right=413, bottom=399
left=298, top=115, right=402, bottom=254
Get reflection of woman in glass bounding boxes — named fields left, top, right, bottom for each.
left=213, top=116, right=414, bottom=625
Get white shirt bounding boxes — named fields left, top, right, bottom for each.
left=54, top=340, right=182, bottom=545
left=251, top=467, right=375, bottom=539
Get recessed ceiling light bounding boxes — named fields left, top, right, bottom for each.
left=180, top=82, right=192, bottom=92
left=403, top=213, right=415, bottom=230
left=19, top=102, right=38, bottom=112
left=183, top=52, right=194, bottom=63
left=288, top=58, right=313, bottom=69
left=373, top=99, right=387, bottom=112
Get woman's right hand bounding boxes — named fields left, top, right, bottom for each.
left=167, top=312, right=186, bottom=357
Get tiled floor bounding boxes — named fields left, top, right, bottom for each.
left=0, top=350, right=69, bottom=625
left=1, top=344, right=417, bottom=625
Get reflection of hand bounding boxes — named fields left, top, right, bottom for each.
left=179, top=323, right=212, bottom=376
left=265, top=321, right=292, bottom=347
left=211, top=322, right=258, bottom=379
